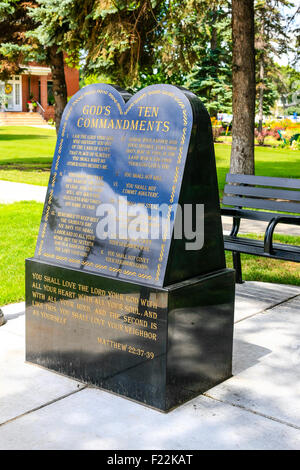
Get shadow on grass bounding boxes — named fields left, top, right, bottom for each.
left=0, top=160, right=52, bottom=168
left=0, top=165, right=51, bottom=172
left=0, top=134, right=54, bottom=142
left=226, top=252, right=300, bottom=286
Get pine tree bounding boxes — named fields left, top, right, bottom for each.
left=67, top=0, right=164, bottom=89
left=255, top=0, right=292, bottom=131
left=0, top=1, right=36, bottom=80
left=0, top=0, right=75, bottom=132
left=185, top=3, right=232, bottom=116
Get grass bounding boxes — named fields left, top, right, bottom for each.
left=0, top=126, right=55, bottom=186
left=0, top=168, right=50, bottom=186
left=226, top=233, right=300, bottom=286
left=216, top=134, right=283, bottom=146
left=0, top=201, right=43, bottom=305
left=214, top=143, right=300, bottom=199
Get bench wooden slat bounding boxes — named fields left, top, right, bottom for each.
left=222, top=195, right=300, bottom=214
left=224, top=236, right=300, bottom=253
left=224, top=184, right=300, bottom=201
left=223, top=173, right=300, bottom=283
left=222, top=207, right=300, bottom=222
left=224, top=238, right=300, bottom=262
left=226, top=173, right=300, bottom=189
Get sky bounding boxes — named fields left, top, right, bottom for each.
left=277, top=4, right=300, bottom=69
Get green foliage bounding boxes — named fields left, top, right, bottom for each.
left=184, top=5, right=232, bottom=115
left=69, top=0, right=164, bottom=88
left=138, top=66, right=184, bottom=90
left=186, top=51, right=232, bottom=116
left=0, top=0, right=298, bottom=119
left=79, top=72, right=113, bottom=88
left=0, top=0, right=80, bottom=80
left=272, top=63, right=300, bottom=115
left=287, top=106, right=300, bottom=115
left=27, top=0, right=80, bottom=66
left=255, top=0, right=295, bottom=119
left=256, top=75, right=279, bottom=115
left=0, top=1, right=15, bottom=15
left=0, top=1, right=35, bottom=79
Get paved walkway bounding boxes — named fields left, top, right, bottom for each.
left=0, top=180, right=47, bottom=203
left=0, top=124, right=54, bottom=129
left=1, top=180, right=299, bottom=236
left=222, top=215, right=300, bottom=236
left=1, top=281, right=300, bottom=450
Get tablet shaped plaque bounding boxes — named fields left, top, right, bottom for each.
left=34, top=84, right=225, bottom=286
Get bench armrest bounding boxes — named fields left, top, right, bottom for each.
left=264, top=216, right=300, bottom=254
left=221, top=208, right=241, bottom=237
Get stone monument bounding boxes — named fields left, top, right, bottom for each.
left=26, top=84, right=235, bottom=411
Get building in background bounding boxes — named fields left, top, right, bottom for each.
left=0, top=60, right=79, bottom=121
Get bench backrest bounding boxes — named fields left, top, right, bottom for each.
left=222, top=174, right=300, bottom=217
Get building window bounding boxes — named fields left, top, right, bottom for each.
left=15, top=83, right=20, bottom=105
left=47, top=81, right=54, bottom=105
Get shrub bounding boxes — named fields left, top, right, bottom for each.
left=268, top=127, right=282, bottom=140
left=254, top=129, right=271, bottom=146
left=210, top=118, right=224, bottom=141
left=266, top=119, right=300, bottom=131
left=212, top=126, right=224, bottom=142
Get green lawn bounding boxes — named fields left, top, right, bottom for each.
left=215, top=143, right=300, bottom=198
left=0, top=201, right=43, bottom=305
left=226, top=233, right=300, bottom=287
left=0, top=126, right=55, bottom=186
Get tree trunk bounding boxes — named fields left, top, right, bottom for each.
left=230, top=0, right=256, bottom=175
left=210, top=6, right=218, bottom=51
left=258, top=18, right=265, bottom=133
left=258, top=56, right=264, bottom=132
left=49, top=46, right=68, bottom=133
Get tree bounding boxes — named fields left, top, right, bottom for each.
left=255, top=0, right=292, bottom=131
left=185, top=2, right=232, bottom=116
left=272, top=63, right=300, bottom=115
left=68, top=0, right=164, bottom=90
left=230, top=0, right=256, bottom=175
left=0, top=1, right=36, bottom=81
left=75, top=1, right=221, bottom=92
left=0, top=0, right=74, bottom=132
left=25, top=0, right=82, bottom=131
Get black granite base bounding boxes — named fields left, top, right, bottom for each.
left=25, top=258, right=235, bottom=411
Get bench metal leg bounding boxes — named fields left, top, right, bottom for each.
left=232, top=251, right=243, bottom=284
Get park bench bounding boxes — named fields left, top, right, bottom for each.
left=221, top=173, right=300, bottom=283
left=277, top=129, right=300, bottom=145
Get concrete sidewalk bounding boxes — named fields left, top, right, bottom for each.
left=222, top=215, right=300, bottom=237
left=0, top=281, right=300, bottom=450
left=0, top=180, right=47, bottom=203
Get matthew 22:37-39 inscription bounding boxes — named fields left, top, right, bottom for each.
left=26, top=84, right=234, bottom=411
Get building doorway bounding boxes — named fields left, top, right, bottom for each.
left=0, top=76, right=22, bottom=111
